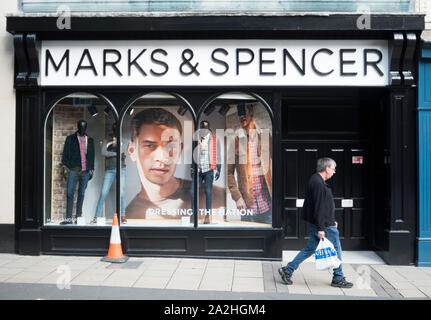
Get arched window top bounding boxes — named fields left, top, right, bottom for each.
left=44, top=91, right=119, bottom=226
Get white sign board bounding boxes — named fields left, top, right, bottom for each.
left=40, top=39, right=389, bottom=87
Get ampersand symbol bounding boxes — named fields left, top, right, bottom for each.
left=180, top=49, right=200, bottom=76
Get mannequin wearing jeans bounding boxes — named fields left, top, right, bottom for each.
left=93, top=124, right=127, bottom=224
left=61, top=120, right=95, bottom=225
left=190, top=121, right=221, bottom=224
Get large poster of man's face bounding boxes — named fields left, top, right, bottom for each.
left=121, top=92, right=272, bottom=227
left=122, top=104, right=195, bottom=226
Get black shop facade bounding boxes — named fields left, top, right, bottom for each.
left=6, top=13, right=423, bottom=265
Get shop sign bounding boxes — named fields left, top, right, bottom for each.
left=352, top=156, right=364, bottom=164
left=40, top=39, right=389, bottom=87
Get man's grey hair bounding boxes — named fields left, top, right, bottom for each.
left=316, top=158, right=336, bottom=173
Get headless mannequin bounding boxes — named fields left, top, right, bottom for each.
left=61, top=120, right=94, bottom=224
left=191, top=120, right=220, bottom=224
left=93, top=122, right=127, bottom=224
left=198, top=121, right=220, bottom=180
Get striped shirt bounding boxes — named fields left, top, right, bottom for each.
left=77, top=133, right=87, bottom=171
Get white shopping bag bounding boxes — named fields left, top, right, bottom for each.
left=314, top=237, right=342, bottom=271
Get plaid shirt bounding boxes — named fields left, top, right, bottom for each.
left=77, top=133, right=87, bottom=171
left=199, top=134, right=211, bottom=173
left=248, top=130, right=271, bottom=214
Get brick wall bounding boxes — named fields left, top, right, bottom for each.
left=50, top=105, right=85, bottom=223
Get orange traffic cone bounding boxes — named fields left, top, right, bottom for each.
left=101, top=213, right=128, bottom=263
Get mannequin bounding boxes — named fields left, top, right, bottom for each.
left=60, top=119, right=95, bottom=224
left=190, top=120, right=221, bottom=224
left=92, top=123, right=127, bottom=224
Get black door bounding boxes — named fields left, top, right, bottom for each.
left=281, top=142, right=371, bottom=250
left=280, top=88, right=376, bottom=250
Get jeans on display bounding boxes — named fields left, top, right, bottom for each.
left=94, top=168, right=126, bottom=218
left=241, top=209, right=272, bottom=225
left=190, top=170, right=214, bottom=211
left=66, top=170, right=91, bottom=220
left=285, top=223, right=344, bottom=281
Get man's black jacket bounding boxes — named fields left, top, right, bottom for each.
left=301, top=173, right=335, bottom=231
left=62, top=132, right=95, bottom=171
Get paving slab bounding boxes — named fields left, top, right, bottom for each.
left=398, top=288, right=428, bottom=298
left=0, top=267, right=26, bottom=277
left=133, top=275, right=170, bottom=289
left=390, top=281, right=421, bottom=291
left=72, top=270, right=115, bottom=286
left=415, top=286, right=431, bottom=297
left=262, top=263, right=276, bottom=292
left=4, top=271, right=50, bottom=283
left=166, top=275, right=203, bottom=290
left=342, top=288, right=377, bottom=297
left=207, top=259, right=235, bottom=268
left=234, top=268, right=263, bottom=278
left=232, top=277, right=264, bottom=292
left=144, top=268, right=176, bottom=278
left=199, top=275, right=233, bottom=291
left=101, top=270, right=146, bottom=287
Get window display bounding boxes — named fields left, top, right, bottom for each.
left=122, top=93, right=195, bottom=226
left=44, top=93, right=118, bottom=226
left=197, top=92, right=273, bottom=227
left=92, top=122, right=127, bottom=225
left=60, top=119, right=95, bottom=224
left=44, top=91, right=272, bottom=228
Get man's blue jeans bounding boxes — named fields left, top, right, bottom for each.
left=190, top=170, right=214, bottom=210
left=95, top=168, right=126, bottom=218
left=285, top=223, right=344, bottom=281
left=66, top=170, right=91, bottom=220
left=241, top=208, right=272, bottom=224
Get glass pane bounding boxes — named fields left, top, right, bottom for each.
left=197, top=92, right=273, bottom=227
left=122, top=93, right=194, bottom=226
left=44, top=93, right=117, bottom=226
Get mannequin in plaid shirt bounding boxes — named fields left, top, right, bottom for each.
left=227, top=104, right=272, bottom=225
left=190, top=120, right=221, bottom=224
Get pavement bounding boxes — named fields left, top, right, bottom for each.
left=0, top=251, right=430, bottom=300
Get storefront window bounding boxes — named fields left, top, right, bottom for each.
left=44, top=93, right=118, bottom=226
left=122, top=93, right=195, bottom=226
left=196, top=92, right=273, bottom=227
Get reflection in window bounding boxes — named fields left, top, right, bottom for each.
left=122, top=93, right=195, bottom=226
left=197, top=92, right=273, bottom=227
left=44, top=93, right=117, bottom=226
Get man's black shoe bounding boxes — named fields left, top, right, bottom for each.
left=331, top=277, right=353, bottom=288
left=60, top=220, right=73, bottom=225
left=278, top=267, right=293, bottom=285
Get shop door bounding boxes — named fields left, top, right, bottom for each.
left=281, top=141, right=371, bottom=250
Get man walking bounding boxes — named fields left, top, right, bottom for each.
left=279, top=158, right=353, bottom=288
